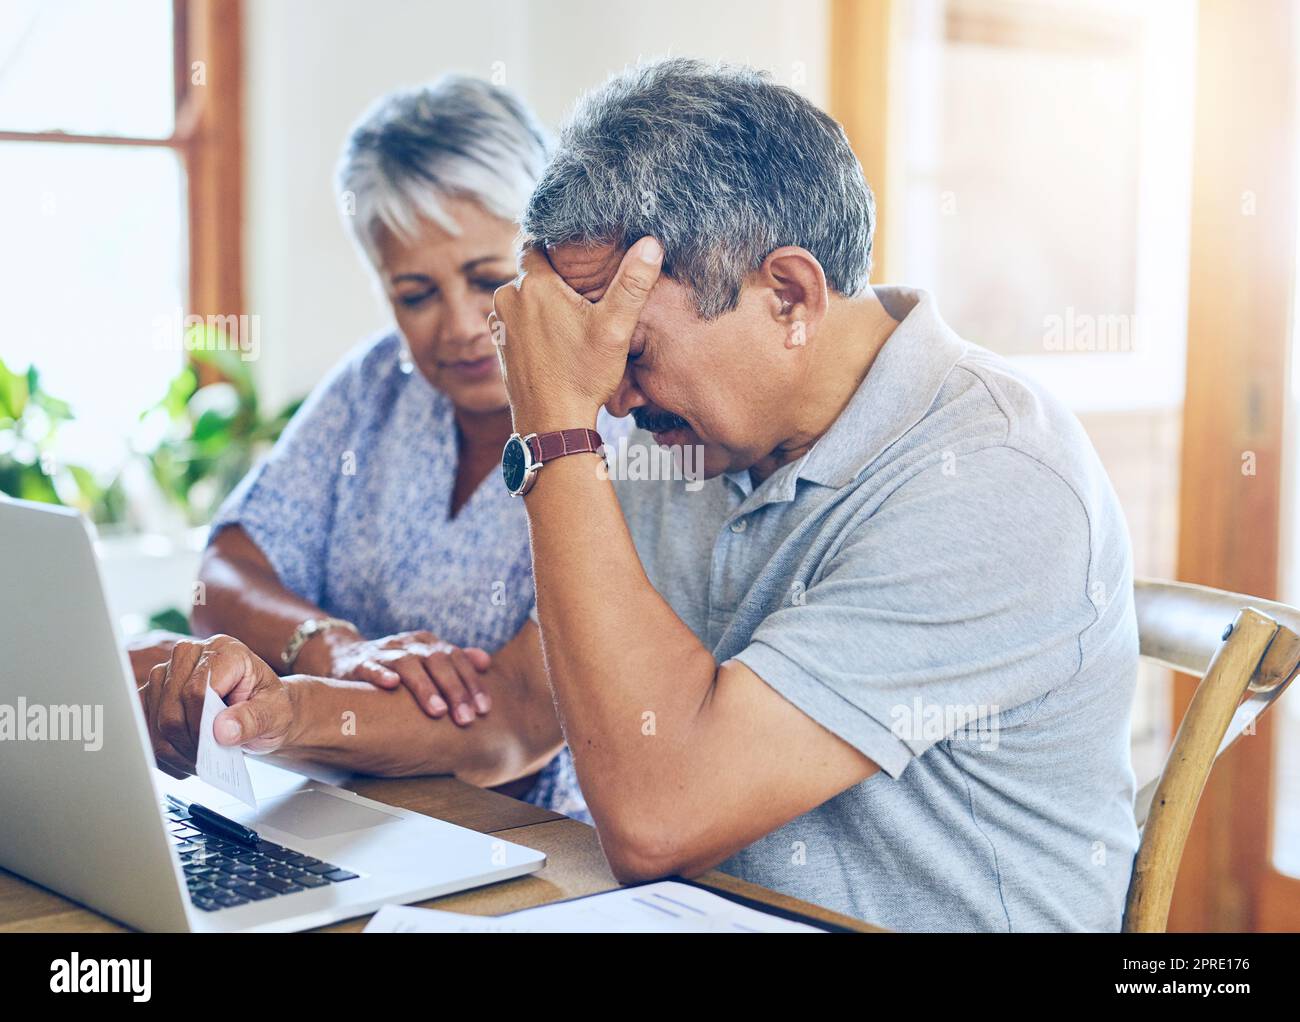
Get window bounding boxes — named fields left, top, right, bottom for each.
left=0, top=0, right=241, bottom=477
left=886, top=0, right=1197, bottom=786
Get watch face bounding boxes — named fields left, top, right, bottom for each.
left=502, top=436, right=529, bottom=495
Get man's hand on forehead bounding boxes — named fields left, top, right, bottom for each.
left=540, top=241, right=628, bottom=303
left=492, top=236, right=663, bottom=433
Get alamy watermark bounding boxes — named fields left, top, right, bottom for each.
left=596, top=436, right=705, bottom=492
left=1043, top=307, right=1138, bottom=353
left=890, top=698, right=1001, bottom=752
left=151, top=309, right=261, bottom=362
left=50, top=954, right=150, bottom=1001
left=0, top=698, right=103, bottom=751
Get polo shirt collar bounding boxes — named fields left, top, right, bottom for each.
left=721, top=287, right=967, bottom=508
left=796, top=286, right=968, bottom=491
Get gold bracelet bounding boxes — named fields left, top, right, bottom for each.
left=281, top=617, right=357, bottom=670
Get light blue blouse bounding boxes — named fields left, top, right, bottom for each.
left=210, top=332, right=621, bottom=821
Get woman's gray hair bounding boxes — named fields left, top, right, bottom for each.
left=338, top=75, right=550, bottom=266
left=522, top=58, right=875, bottom=320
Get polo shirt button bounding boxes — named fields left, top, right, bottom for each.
left=730, top=519, right=747, bottom=533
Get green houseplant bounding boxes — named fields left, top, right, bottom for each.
left=143, top=340, right=303, bottom=526
left=1, top=344, right=303, bottom=526
left=0, top=357, right=127, bottom=523
left=2, top=341, right=304, bottom=635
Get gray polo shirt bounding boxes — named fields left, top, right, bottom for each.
left=609, top=285, right=1139, bottom=931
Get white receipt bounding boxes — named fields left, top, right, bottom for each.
left=364, top=880, right=825, bottom=933
left=196, top=680, right=257, bottom=809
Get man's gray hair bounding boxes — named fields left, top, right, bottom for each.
left=522, top=58, right=875, bottom=319
left=338, top=75, right=549, bottom=267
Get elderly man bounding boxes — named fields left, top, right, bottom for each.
left=140, top=59, right=1139, bottom=931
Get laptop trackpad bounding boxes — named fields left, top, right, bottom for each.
left=242, top=788, right=400, bottom=840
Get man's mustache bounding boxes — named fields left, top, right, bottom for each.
left=633, top=406, right=691, bottom=434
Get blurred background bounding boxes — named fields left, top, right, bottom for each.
left=0, top=0, right=1296, bottom=930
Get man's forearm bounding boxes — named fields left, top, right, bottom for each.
left=524, top=455, right=718, bottom=822
left=277, top=625, right=562, bottom=785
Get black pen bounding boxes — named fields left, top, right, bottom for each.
left=166, top=794, right=261, bottom=847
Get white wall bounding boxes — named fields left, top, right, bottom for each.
left=521, top=0, right=829, bottom=125
left=242, top=0, right=530, bottom=409
left=242, top=0, right=830, bottom=408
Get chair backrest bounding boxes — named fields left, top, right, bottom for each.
left=1124, top=579, right=1300, bottom=931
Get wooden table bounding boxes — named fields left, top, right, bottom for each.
left=0, top=775, right=881, bottom=932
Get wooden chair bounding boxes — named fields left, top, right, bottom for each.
left=1124, top=578, right=1300, bottom=931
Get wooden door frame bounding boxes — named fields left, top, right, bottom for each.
left=1170, top=0, right=1299, bottom=932
left=829, top=0, right=901, bottom=283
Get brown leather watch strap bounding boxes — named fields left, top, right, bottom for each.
left=526, top=428, right=604, bottom=464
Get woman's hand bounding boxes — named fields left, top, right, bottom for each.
left=310, top=630, right=492, bottom=725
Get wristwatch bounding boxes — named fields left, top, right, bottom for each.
left=281, top=617, right=357, bottom=670
left=501, top=428, right=604, bottom=497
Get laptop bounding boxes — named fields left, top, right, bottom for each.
left=0, top=496, right=546, bottom=932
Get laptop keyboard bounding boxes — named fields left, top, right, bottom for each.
left=164, top=802, right=359, bottom=912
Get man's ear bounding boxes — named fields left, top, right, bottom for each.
left=759, top=246, right=829, bottom=349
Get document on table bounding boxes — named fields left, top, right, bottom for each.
left=195, top=679, right=257, bottom=809
left=365, top=880, right=825, bottom=933
left=365, top=907, right=533, bottom=933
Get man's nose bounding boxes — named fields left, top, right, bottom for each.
left=606, top=366, right=647, bottom=419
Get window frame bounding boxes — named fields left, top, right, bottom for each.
left=0, top=0, right=244, bottom=384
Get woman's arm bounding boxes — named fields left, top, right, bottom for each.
left=193, top=525, right=345, bottom=674
left=195, top=526, right=489, bottom=724
left=283, top=624, right=560, bottom=784
left=141, top=623, right=561, bottom=787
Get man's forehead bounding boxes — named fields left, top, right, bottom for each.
left=545, top=241, right=624, bottom=301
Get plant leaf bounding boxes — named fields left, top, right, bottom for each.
left=0, top=358, right=29, bottom=421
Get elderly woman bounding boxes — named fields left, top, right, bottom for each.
left=185, top=76, right=616, bottom=819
